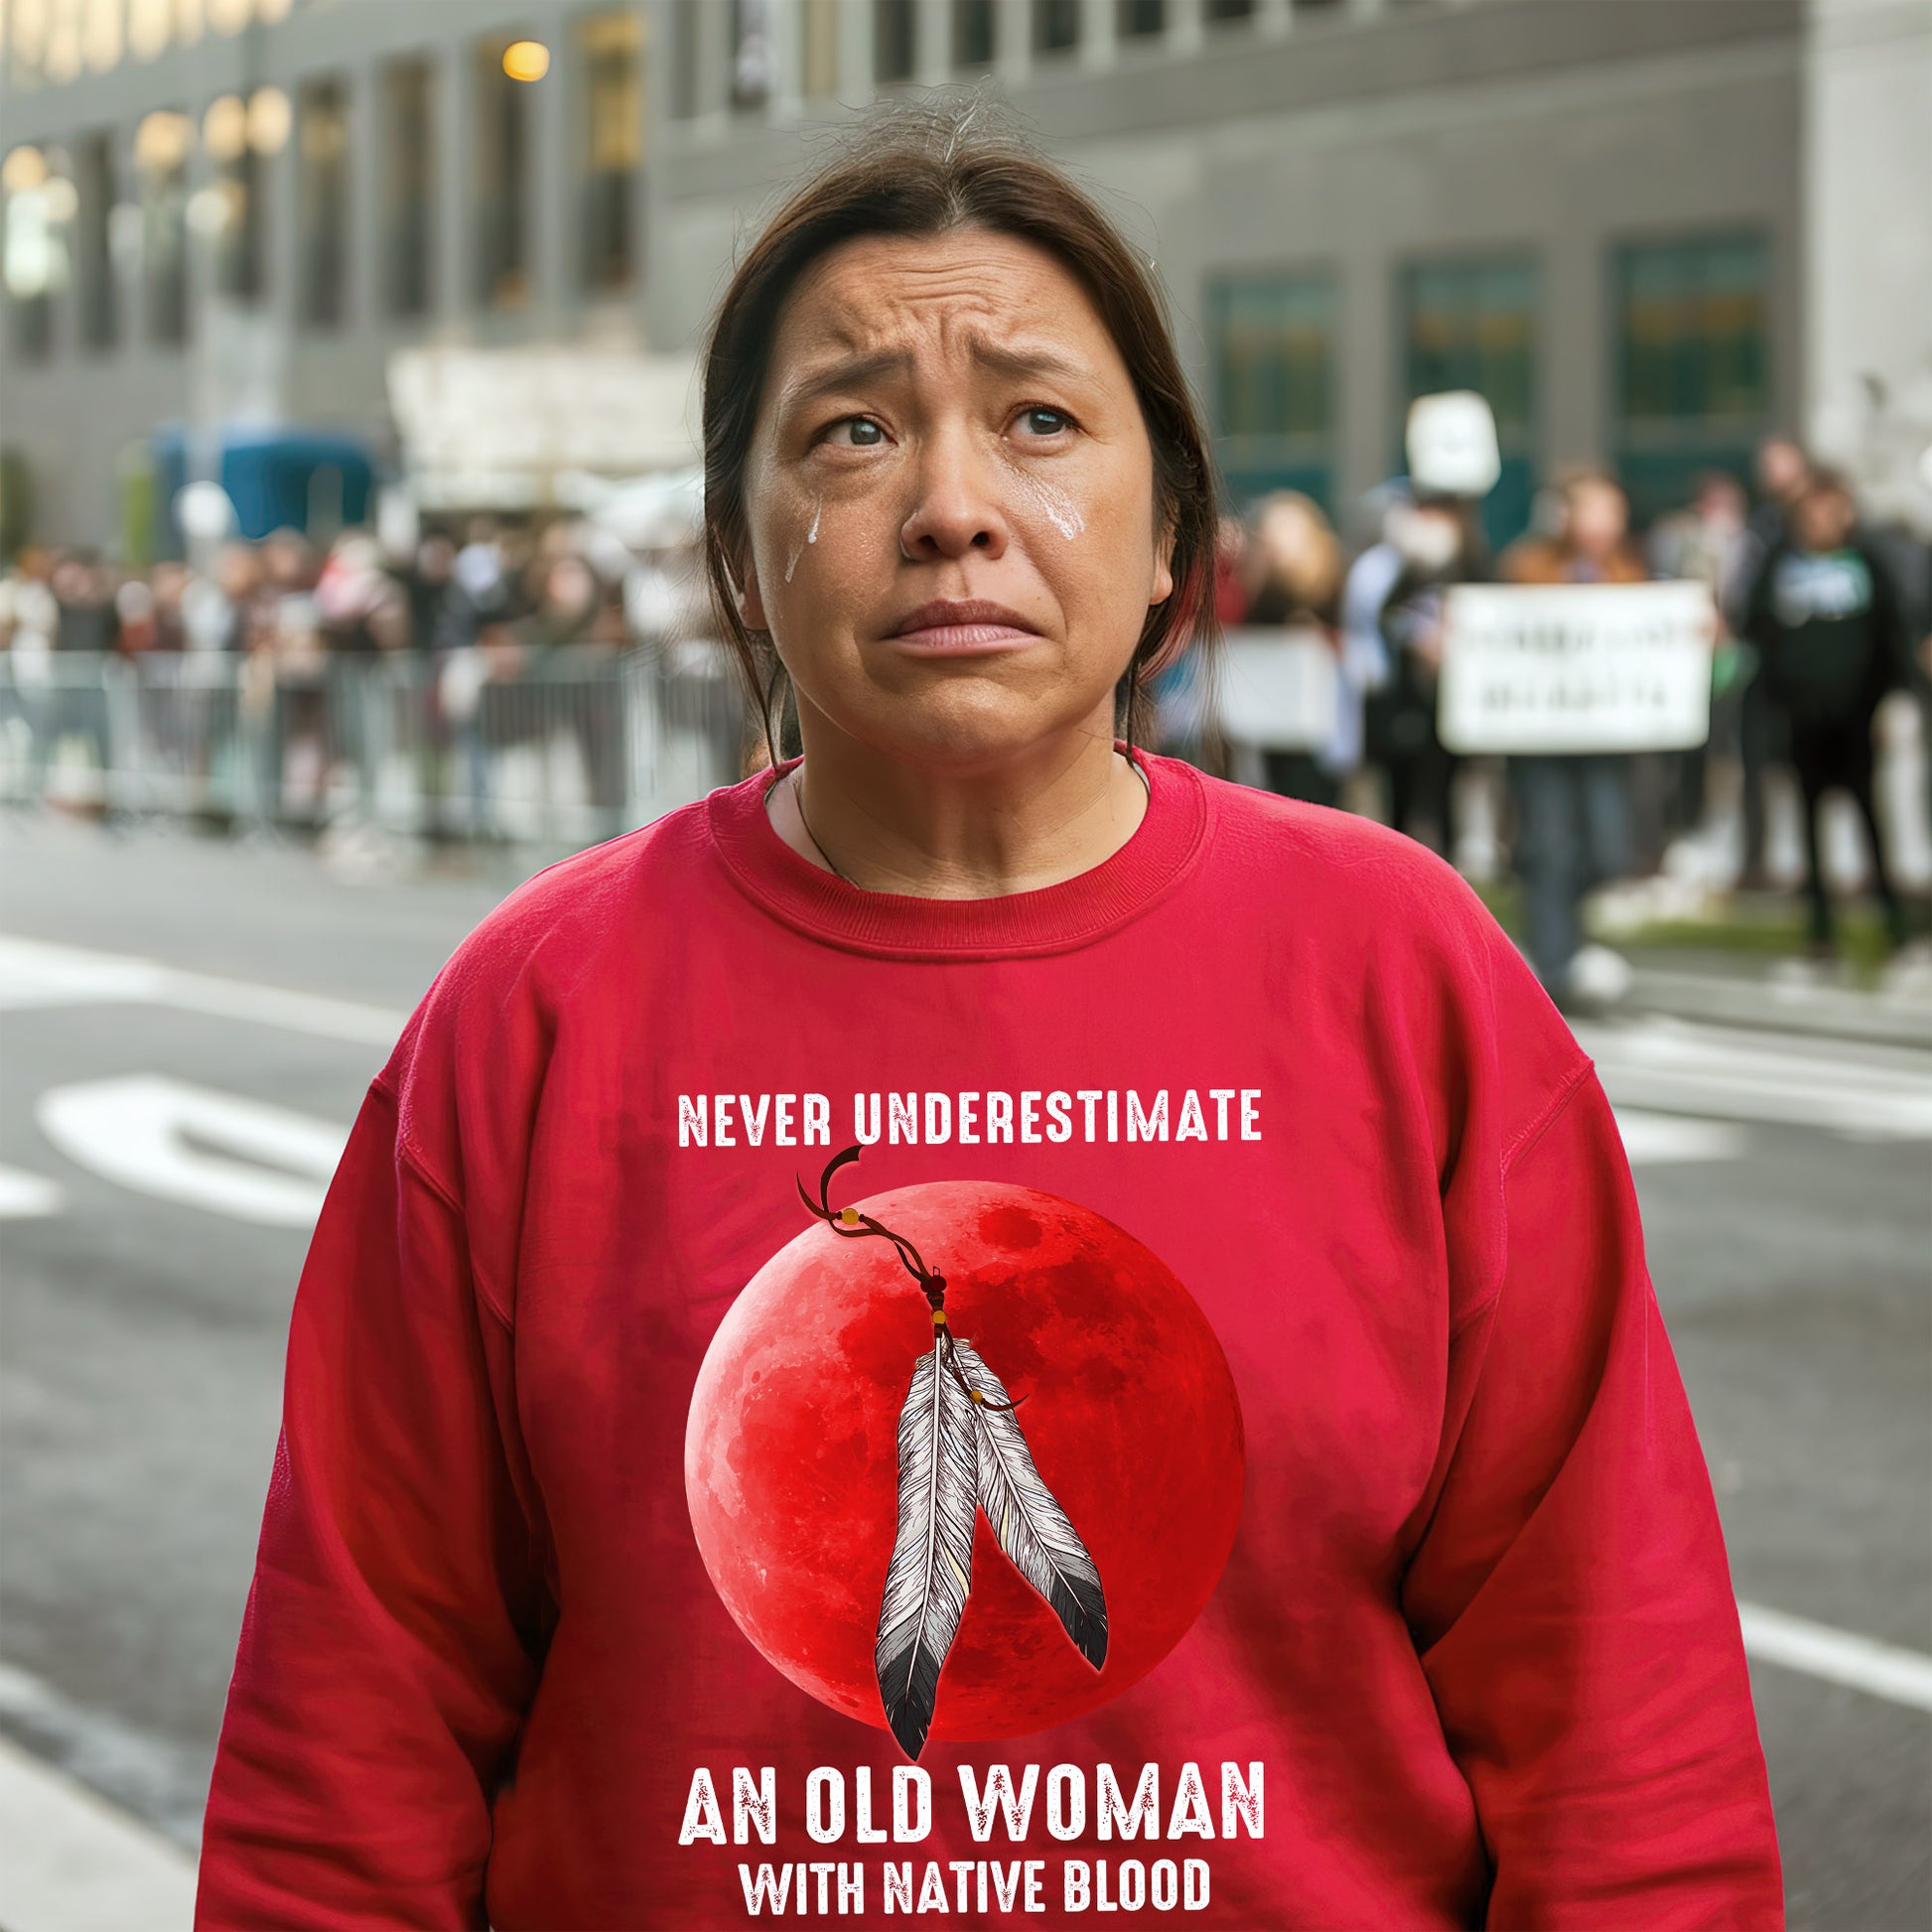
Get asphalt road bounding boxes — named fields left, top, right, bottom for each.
left=1, top=809, right=1927, bottom=1928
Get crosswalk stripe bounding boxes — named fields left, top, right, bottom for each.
left=1737, top=1602, right=1932, bottom=1712
left=1579, top=1015, right=1932, bottom=1140
left=0, top=934, right=406, bottom=1044
left=0, top=1731, right=196, bottom=1931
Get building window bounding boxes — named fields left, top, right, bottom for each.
left=2, top=146, right=65, bottom=362
left=1208, top=269, right=1336, bottom=510
left=297, top=75, right=349, bottom=328
left=43, top=0, right=82, bottom=82
left=134, top=109, right=191, bottom=345
left=381, top=59, right=434, bottom=319
left=875, top=0, right=913, bottom=82
left=580, top=11, right=641, bottom=293
left=1205, top=0, right=1254, bottom=21
left=474, top=38, right=530, bottom=307
left=670, top=0, right=700, bottom=118
left=802, top=0, right=841, bottom=94
left=1034, top=0, right=1080, bottom=55
left=1613, top=231, right=1769, bottom=518
left=74, top=129, right=118, bottom=348
left=732, top=0, right=770, bottom=108
left=1399, top=255, right=1539, bottom=545
left=204, top=94, right=265, bottom=302
left=1119, top=0, right=1166, bottom=36
left=954, top=0, right=994, bottom=69
left=128, top=0, right=173, bottom=62
left=9, top=1, right=49, bottom=83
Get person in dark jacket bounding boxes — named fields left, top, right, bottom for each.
left=1363, top=490, right=1486, bottom=855
left=1742, top=468, right=1914, bottom=954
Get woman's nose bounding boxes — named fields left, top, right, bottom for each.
left=898, top=429, right=1010, bottom=561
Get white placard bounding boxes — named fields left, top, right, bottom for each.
left=1438, top=582, right=1716, bottom=754
left=1216, top=627, right=1340, bottom=752
left=1406, top=391, right=1502, bottom=498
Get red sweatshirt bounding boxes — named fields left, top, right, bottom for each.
left=197, top=753, right=1781, bottom=1930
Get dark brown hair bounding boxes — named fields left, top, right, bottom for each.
left=699, top=96, right=1220, bottom=765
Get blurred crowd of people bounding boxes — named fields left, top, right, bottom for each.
left=3, top=440, right=1929, bottom=1004
left=0, top=510, right=714, bottom=837
left=0, top=514, right=685, bottom=672
left=1177, top=437, right=1932, bottom=1007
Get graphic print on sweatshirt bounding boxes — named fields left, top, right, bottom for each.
left=683, top=1144, right=1247, bottom=1762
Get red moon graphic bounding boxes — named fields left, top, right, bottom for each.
left=684, top=1180, right=1245, bottom=1741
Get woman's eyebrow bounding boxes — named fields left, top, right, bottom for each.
left=775, top=340, right=1095, bottom=420
left=966, top=341, right=1094, bottom=388
left=776, top=349, right=912, bottom=418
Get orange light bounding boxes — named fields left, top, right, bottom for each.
left=502, top=40, right=550, bottom=82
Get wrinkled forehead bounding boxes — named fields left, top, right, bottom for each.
left=759, top=229, right=1121, bottom=420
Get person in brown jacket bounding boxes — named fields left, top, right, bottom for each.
left=1498, top=469, right=1647, bottom=1008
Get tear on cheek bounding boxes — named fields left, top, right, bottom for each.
left=1003, top=466, right=1086, bottom=540
left=784, top=495, right=825, bottom=584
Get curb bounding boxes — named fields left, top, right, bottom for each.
left=1624, top=964, right=1932, bottom=1051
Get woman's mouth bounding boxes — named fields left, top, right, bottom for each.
left=887, top=600, right=1044, bottom=655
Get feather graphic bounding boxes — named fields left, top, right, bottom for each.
left=952, top=1337, right=1109, bottom=1673
left=875, top=1347, right=979, bottom=1760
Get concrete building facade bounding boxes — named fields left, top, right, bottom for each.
left=2, top=0, right=1926, bottom=552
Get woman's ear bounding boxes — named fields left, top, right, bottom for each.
left=1149, top=511, right=1178, bottom=608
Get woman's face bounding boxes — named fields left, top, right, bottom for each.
left=737, top=227, right=1174, bottom=769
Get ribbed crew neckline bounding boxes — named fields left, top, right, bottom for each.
left=704, top=749, right=1208, bottom=960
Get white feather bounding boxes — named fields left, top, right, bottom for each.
left=874, top=1347, right=979, bottom=1759
left=952, top=1337, right=1108, bottom=1671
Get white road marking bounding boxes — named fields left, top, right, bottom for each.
left=1612, top=1108, right=1749, bottom=1166
left=37, top=1076, right=348, bottom=1227
left=0, top=933, right=406, bottom=1043
left=1737, top=1601, right=1932, bottom=1713
left=0, top=1163, right=67, bottom=1218
left=0, top=1733, right=196, bottom=1931
left=5, top=932, right=1927, bottom=1147
left=1579, top=1015, right=1932, bottom=1140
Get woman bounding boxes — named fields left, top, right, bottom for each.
left=197, top=107, right=1781, bottom=1928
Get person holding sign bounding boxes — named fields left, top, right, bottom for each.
left=1498, top=469, right=1649, bottom=1006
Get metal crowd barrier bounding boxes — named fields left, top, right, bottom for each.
left=0, top=641, right=753, bottom=851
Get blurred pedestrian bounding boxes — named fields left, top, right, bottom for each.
left=520, top=548, right=626, bottom=835
left=40, top=552, right=120, bottom=812
left=405, top=534, right=456, bottom=655
left=1363, top=489, right=1484, bottom=854
left=1730, top=436, right=1812, bottom=886
left=315, top=532, right=408, bottom=655
left=1500, top=468, right=1647, bottom=1008
left=1740, top=467, right=1915, bottom=955
left=1648, top=470, right=1750, bottom=841
left=1241, top=490, right=1343, bottom=805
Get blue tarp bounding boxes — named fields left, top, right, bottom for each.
left=152, top=427, right=376, bottom=549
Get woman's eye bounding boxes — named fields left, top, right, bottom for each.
left=826, top=417, right=885, bottom=448
left=1017, top=406, right=1071, bottom=438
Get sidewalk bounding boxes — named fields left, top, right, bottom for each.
left=1473, top=873, right=1932, bottom=1049
left=1619, top=948, right=1932, bottom=1050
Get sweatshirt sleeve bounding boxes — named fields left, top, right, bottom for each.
left=1401, top=1063, right=1784, bottom=1930
left=195, top=1070, right=548, bottom=1929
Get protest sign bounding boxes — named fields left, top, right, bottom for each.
left=1437, top=581, right=1716, bottom=754
left=1215, top=627, right=1339, bottom=753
